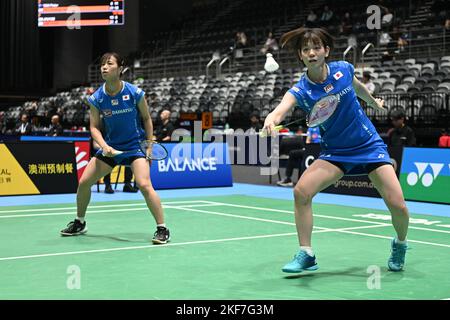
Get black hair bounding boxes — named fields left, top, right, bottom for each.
left=390, top=110, right=405, bottom=120
left=363, top=72, right=371, bottom=80
left=100, top=52, right=124, bottom=67
left=280, top=27, right=334, bottom=54
left=100, top=52, right=125, bottom=76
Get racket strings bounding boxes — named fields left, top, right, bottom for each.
left=307, top=95, right=339, bottom=127
left=140, top=140, right=168, bottom=160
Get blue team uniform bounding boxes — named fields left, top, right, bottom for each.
left=288, top=61, right=391, bottom=175
left=88, top=81, right=146, bottom=165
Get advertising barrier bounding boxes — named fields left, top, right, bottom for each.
left=0, top=142, right=79, bottom=196
left=151, top=142, right=233, bottom=189
left=20, top=136, right=91, bottom=181
left=400, top=147, right=450, bottom=204
left=302, top=145, right=403, bottom=198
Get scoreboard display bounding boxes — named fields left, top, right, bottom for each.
left=38, top=0, right=125, bottom=27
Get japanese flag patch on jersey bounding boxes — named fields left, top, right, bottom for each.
left=122, top=94, right=130, bottom=101
left=333, top=71, right=344, bottom=80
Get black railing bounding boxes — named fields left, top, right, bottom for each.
left=361, top=93, right=449, bottom=128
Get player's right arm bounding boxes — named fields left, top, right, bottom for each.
left=88, top=103, right=115, bottom=157
left=262, top=92, right=297, bottom=136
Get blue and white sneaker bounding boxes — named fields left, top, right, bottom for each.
left=388, top=238, right=408, bottom=271
left=282, top=250, right=319, bottom=273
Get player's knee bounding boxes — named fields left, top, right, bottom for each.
left=294, top=185, right=313, bottom=204
left=391, top=199, right=409, bottom=216
left=136, top=180, right=151, bottom=192
left=78, top=177, right=95, bottom=190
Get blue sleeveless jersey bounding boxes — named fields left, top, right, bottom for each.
left=288, top=61, right=390, bottom=170
left=88, top=81, right=146, bottom=153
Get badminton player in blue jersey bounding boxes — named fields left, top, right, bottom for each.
left=60, top=52, right=170, bottom=244
left=263, top=28, right=409, bottom=272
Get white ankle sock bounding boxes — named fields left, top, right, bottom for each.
left=395, top=237, right=407, bottom=245
left=300, top=246, right=314, bottom=256
left=157, top=223, right=166, bottom=228
left=76, top=217, right=85, bottom=223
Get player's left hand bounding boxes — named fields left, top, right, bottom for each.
left=146, top=145, right=153, bottom=165
left=371, top=98, right=386, bottom=112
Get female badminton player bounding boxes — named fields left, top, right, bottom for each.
left=60, top=52, right=170, bottom=244
left=262, top=28, right=409, bottom=272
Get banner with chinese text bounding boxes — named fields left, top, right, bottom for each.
left=0, top=142, right=78, bottom=196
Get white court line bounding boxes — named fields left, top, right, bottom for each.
left=0, top=201, right=214, bottom=219
left=200, top=201, right=389, bottom=226
left=203, top=201, right=450, bottom=235
left=0, top=232, right=297, bottom=262
left=335, top=229, right=450, bottom=249
left=171, top=204, right=226, bottom=208
left=165, top=205, right=300, bottom=227
left=170, top=205, right=391, bottom=231
left=175, top=205, right=450, bottom=249
left=0, top=224, right=389, bottom=262
left=0, top=200, right=208, bottom=214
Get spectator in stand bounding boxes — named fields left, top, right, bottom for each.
left=305, top=10, right=318, bottom=28
left=379, top=30, right=396, bottom=62
left=30, top=115, right=41, bottom=133
left=235, top=32, right=248, bottom=49
left=233, top=31, right=248, bottom=58
left=379, top=31, right=392, bottom=45
left=381, top=7, right=394, bottom=28
left=154, top=110, right=175, bottom=142
left=392, top=26, right=409, bottom=52
left=148, top=93, right=158, bottom=107
left=340, top=12, right=353, bottom=36
left=444, top=10, right=450, bottom=30
left=249, top=111, right=262, bottom=132
left=387, top=110, right=416, bottom=146
left=14, top=113, right=32, bottom=136
left=260, top=32, right=279, bottom=54
left=438, top=128, right=450, bottom=147
left=46, top=114, right=63, bottom=136
left=319, top=5, right=334, bottom=27
left=361, top=72, right=376, bottom=95
left=25, top=101, right=38, bottom=119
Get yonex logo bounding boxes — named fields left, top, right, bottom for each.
left=407, top=162, right=444, bottom=187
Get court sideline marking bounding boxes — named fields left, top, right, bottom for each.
left=200, top=201, right=450, bottom=235
left=0, top=222, right=385, bottom=262
left=1, top=200, right=449, bottom=236
left=172, top=204, right=450, bottom=249
left=1, top=200, right=449, bottom=261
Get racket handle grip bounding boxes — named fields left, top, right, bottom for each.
left=259, top=125, right=283, bottom=137
left=274, top=125, right=283, bottom=131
